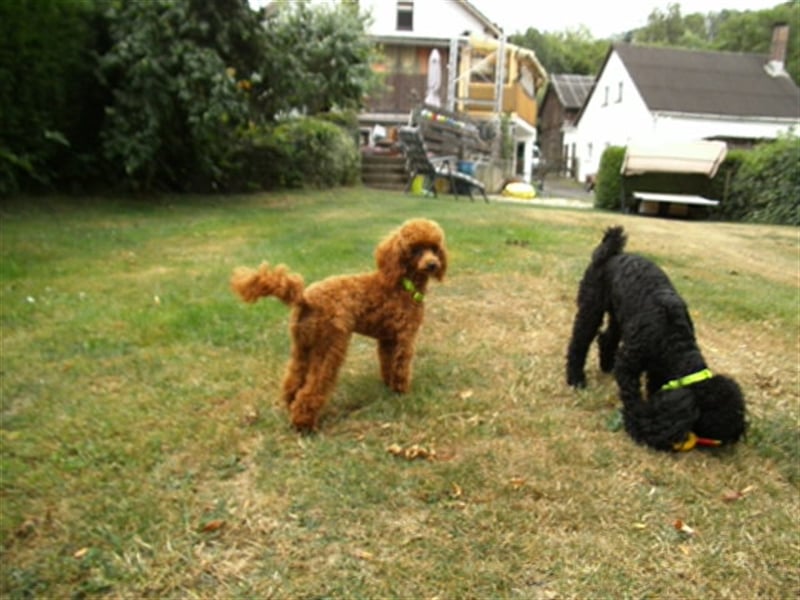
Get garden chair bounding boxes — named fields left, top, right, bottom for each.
left=398, top=126, right=488, bottom=202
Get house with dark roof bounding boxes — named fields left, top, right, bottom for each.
left=564, top=24, right=800, bottom=184
left=538, top=74, right=594, bottom=177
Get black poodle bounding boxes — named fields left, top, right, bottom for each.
left=566, top=226, right=747, bottom=451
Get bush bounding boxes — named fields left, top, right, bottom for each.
left=235, top=117, right=360, bottom=191
left=0, top=0, right=107, bottom=195
left=727, top=135, right=799, bottom=226
left=593, top=146, right=626, bottom=210
left=709, top=148, right=747, bottom=221
left=99, top=0, right=259, bottom=192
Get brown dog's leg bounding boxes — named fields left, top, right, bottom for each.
left=282, top=342, right=309, bottom=408
left=289, top=333, right=349, bottom=431
left=379, top=334, right=416, bottom=393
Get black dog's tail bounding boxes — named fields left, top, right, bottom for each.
left=591, top=225, right=627, bottom=266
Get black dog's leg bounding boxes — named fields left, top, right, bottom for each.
left=597, top=314, right=620, bottom=373
left=566, top=277, right=606, bottom=388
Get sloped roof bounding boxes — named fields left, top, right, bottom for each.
left=456, top=0, right=502, bottom=37
left=614, top=42, right=800, bottom=119
left=550, top=74, right=595, bottom=110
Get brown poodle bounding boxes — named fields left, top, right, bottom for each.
left=230, top=219, right=447, bottom=432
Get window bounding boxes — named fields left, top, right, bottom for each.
left=616, top=82, right=623, bottom=103
left=602, top=85, right=609, bottom=106
left=397, top=1, right=413, bottom=31
left=470, top=50, right=496, bottom=83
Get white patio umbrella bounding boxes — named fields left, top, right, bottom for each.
left=424, top=49, right=441, bottom=107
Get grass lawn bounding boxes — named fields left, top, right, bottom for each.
left=1, top=188, right=798, bottom=598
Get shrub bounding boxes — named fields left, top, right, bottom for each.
left=0, top=0, right=107, bottom=195
left=593, top=146, right=626, bottom=210
left=235, top=117, right=360, bottom=191
left=728, top=135, right=799, bottom=226
left=709, top=148, right=747, bottom=221
left=98, top=0, right=263, bottom=192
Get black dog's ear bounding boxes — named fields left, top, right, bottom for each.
left=692, top=375, right=747, bottom=444
left=625, top=388, right=699, bottom=451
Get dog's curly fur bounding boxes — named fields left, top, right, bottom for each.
left=566, top=226, right=747, bottom=451
left=231, top=219, right=447, bottom=432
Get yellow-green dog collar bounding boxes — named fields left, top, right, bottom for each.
left=661, top=368, right=713, bottom=391
left=402, top=278, right=424, bottom=303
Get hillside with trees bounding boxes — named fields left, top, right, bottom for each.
left=511, top=1, right=799, bottom=82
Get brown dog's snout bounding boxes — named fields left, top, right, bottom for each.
left=424, top=258, right=440, bottom=272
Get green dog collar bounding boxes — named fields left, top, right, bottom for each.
left=402, top=278, right=424, bottom=303
left=661, top=368, right=713, bottom=391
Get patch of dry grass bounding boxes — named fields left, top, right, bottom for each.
left=1, top=190, right=798, bottom=598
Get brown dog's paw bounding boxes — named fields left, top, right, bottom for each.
left=290, top=407, right=319, bottom=434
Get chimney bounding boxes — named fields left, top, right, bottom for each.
left=766, top=22, right=789, bottom=77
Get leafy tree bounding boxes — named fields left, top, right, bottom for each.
left=99, top=0, right=263, bottom=191
left=713, top=2, right=800, bottom=83
left=510, top=27, right=607, bottom=76
left=636, top=3, right=681, bottom=45
left=632, top=2, right=799, bottom=82
left=98, top=0, right=376, bottom=191
left=0, top=0, right=107, bottom=194
left=257, top=1, right=380, bottom=117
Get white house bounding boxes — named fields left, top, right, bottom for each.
left=564, top=24, right=800, bottom=184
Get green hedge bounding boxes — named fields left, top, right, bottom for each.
left=234, top=117, right=360, bottom=191
left=727, top=135, right=799, bottom=226
left=593, top=146, right=625, bottom=210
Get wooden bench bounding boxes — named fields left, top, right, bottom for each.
left=633, top=191, right=719, bottom=218
left=398, top=126, right=488, bottom=202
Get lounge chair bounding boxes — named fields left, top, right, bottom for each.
left=398, top=126, right=488, bottom=202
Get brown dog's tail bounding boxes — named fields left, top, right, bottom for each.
left=230, top=263, right=305, bottom=306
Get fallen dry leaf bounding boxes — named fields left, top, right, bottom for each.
left=73, top=547, right=89, bottom=559
left=200, top=519, right=226, bottom=533
left=241, top=405, right=260, bottom=426
left=387, top=443, right=436, bottom=461
left=352, top=548, right=374, bottom=560
left=459, top=389, right=474, bottom=400
left=722, top=485, right=755, bottom=502
left=15, top=519, right=37, bottom=539
left=508, top=477, right=526, bottom=490
left=674, top=519, right=695, bottom=536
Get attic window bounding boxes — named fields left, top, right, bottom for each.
left=397, top=1, right=413, bottom=31
left=616, top=82, right=623, bottom=103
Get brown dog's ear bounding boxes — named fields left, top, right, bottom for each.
left=375, top=228, right=407, bottom=283
left=435, top=242, right=448, bottom=281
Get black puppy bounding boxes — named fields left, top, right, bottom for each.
left=566, top=226, right=747, bottom=451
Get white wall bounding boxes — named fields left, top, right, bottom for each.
left=565, top=52, right=652, bottom=182
left=360, top=0, right=488, bottom=39
left=651, top=113, right=797, bottom=142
